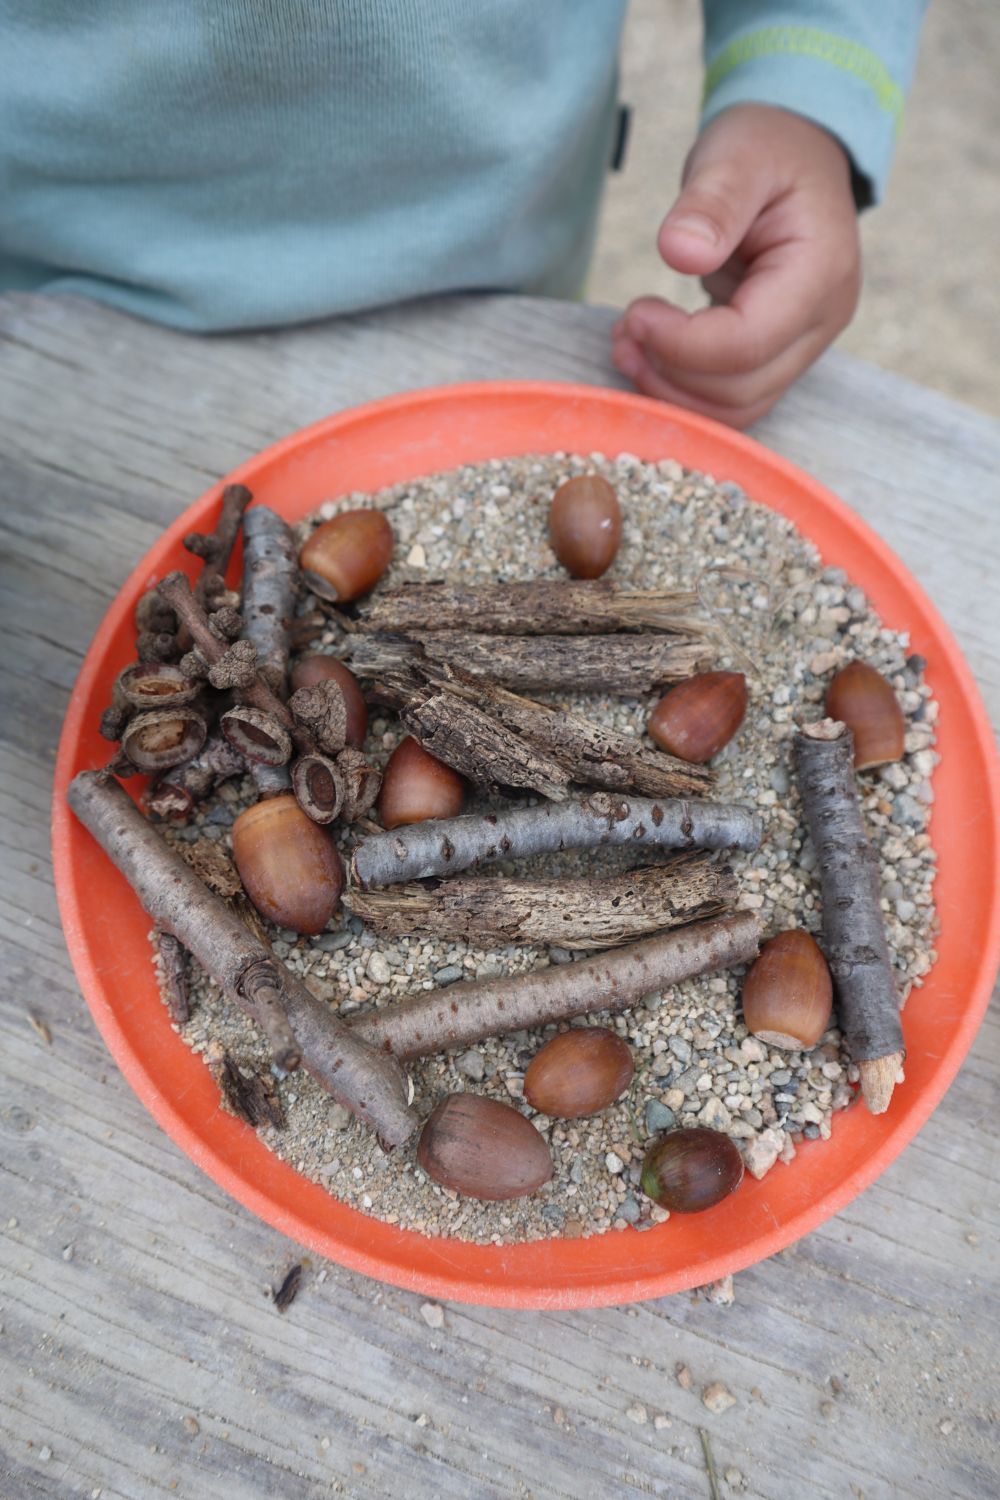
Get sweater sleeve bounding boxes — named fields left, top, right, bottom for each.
left=699, top=2, right=928, bottom=207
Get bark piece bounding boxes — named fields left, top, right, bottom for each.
left=349, top=912, right=760, bottom=1058
left=241, top=505, right=298, bottom=696
left=356, top=580, right=707, bottom=636
left=351, top=791, right=761, bottom=889
left=793, top=720, right=905, bottom=1114
left=206, top=1045, right=285, bottom=1130
left=348, top=630, right=713, bottom=696
left=372, top=665, right=711, bottom=801
left=155, top=931, right=189, bottom=1023
left=67, top=772, right=416, bottom=1146
left=344, top=856, right=738, bottom=949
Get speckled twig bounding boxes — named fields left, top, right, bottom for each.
left=793, top=720, right=905, bottom=1113
left=351, top=792, right=761, bottom=889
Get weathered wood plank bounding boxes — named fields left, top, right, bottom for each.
left=1, top=290, right=997, bottom=1500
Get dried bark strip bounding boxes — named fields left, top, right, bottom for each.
left=344, top=856, right=738, bottom=949
left=348, top=631, right=713, bottom=696
left=155, top=931, right=189, bottom=1023
left=793, top=720, right=905, bottom=1113
left=67, top=773, right=416, bottom=1145
left=372, top=666, right=710, bottom=801
left=241, top=505, right=298, bottom=696
left=349, top=912, right=760, bottom=1058
left=272, top=1263, right=303, bottom=1311
left=351, top=791, right=762, bottom=889
left=207, top=1046, right=285, bottom=1130
left=355, top=580, right=708, bottom=636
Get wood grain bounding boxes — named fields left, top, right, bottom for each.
left=1, top=291, right=998, bottom=1500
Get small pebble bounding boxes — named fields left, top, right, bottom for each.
left=433, top=964, right=464, bottom=985
left=366, top=952, right=391, bottom=985
left=456, top=1050, right=485, bottom=1082
left=644, top=1100, right=677, bottom=1134
left=419, top=1302, right=445, bottom=1330
left=605, top=1152, right=625, bottom=1175
left=626, top=1403, right=648, bottom=1425
left=675, top=1363, right=692, bottom=1389
left=701, top=1382, right=737, bottom=1415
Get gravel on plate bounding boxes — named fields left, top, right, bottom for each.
left=159, top=450, right=938, bottom=1245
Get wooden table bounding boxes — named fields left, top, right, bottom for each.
left=1, top=292, right=997, bottom=1500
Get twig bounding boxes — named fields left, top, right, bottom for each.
left=699, top=1429, right=722, bottom=1500
left=145, top=733, right=246, bottom=821
left=355, top=580, right=709, bottom=636
left=185, top=482, right=253, bottom=611
left=67, top=772, right=417, bottom=1145
left=351, top=791, right=762, bottom=889
left=793, top=720, right=905, bottom=1113
left=348, top=630, right=713, bottom=696
left=343, top=856, right=738, bottom=948
left=241, top=505, right=298, bottom=697
left=348, top=912, right=759, bottom=1058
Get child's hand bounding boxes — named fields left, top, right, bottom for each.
left=611, top=104, right=861, bottom=429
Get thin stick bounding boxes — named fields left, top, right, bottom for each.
left=343, top=856, right=739, bottom=949
left=793, top=720, right=905, bottom=1114
left=185, top=483, right=253, bottom=609
left=67, top=772, right=416, bottom=1145
left=348, top=631, right=713, bottom=696
left=699, top=1430, right=722, bottom=1500
left=348, top=912, right=760, bottom=1058
left=145, top=732, right=246, bottom=820
left=355, top=580, right=709, bottom=636
left=351, top=791, right=762, bottom=889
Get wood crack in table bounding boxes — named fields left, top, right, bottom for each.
left=1, top=291, right=997, bottom=1500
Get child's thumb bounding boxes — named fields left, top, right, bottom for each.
left=658, top=150, right=770, bottom=277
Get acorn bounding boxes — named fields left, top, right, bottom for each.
left=825, top=661, right=905, bottom=770
left=299, top=509, right=394, bottom=603
left=231, top=794, right=343, bottom=934
left=648, top=671, right=747, bottom=763
left=290, top=655, right=368, bottom=746
left=378, top=736, right=466, bottom=830
left=640, top=1128, right=744, bottom=1214
left=741, top=929, right=833, bottom=1050
left=548, top=474, right=622, bottom=579
left=523, top=1028, right=634, bottom=1118
left=417, top=1093, right=553, bottom=1201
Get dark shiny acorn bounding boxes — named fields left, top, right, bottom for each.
left=299, top=509, right=394, bottom=603
left=825, top=661, right=905, bottom=770
left=741, top=929, right=833, bottom=1050
left=417, top=1093, right=554, bottom=1201
left=231, top=794, right=343, bottom=934
left=378, top=735, right=466, bottom=830
left=640, top=1127, right=744, bottom=1213
left=290, top=655, right=368, bottom=747
left=548, top=474, right=622, bottom=579
left=648, top=671, right=748, bottom=764
left=523, top=1027, right=634, bottom=1118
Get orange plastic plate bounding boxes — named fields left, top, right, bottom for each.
left=53, top=382, right=1000, bottom=1308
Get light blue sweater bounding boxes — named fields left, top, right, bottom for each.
left=0, top=1, right=926, bottom=332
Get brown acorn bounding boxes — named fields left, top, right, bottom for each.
left=417, top=1094, right=553, bottom=1201
left=378, top=736, right=466, bottom=830
left=231, top=794, right=343, bottom=934
left=741, top=929, right=833, bottom=1050
left=648, top=671, right=747, bottom=763
left=290, top=655, right=368, bottom=747
left=640, top=1128, right=744, bottom=1213
left=523, top=1028, right=634, bottom=1118
left=825, top=661, right=905, bottom=770
left=548, top=475, right=622, bottom=579
left=299, top=509, right=394, bottom=603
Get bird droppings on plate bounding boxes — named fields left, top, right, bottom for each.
left=166, top=451, right=938, bottom=1245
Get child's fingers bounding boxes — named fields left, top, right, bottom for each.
left=612, top=339, right=779, bottom=430
left=611, top=327, right=822, bottom=428
left=620, top=236, right=843, bottom=378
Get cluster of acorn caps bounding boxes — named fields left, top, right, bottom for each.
left=121, top=471, right=909, bottom=1216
